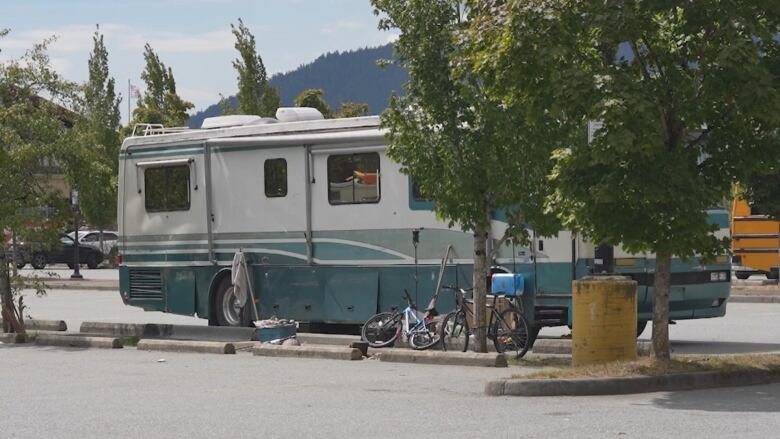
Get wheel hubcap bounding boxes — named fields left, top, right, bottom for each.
left=221, top=287, right=242, bottom=326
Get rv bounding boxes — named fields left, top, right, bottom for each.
left=117, top=109, right=731, bottom=335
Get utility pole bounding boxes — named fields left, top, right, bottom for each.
left=71, top=189, right=82, bottom=280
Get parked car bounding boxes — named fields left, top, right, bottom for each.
left=11, top=234, right=104, bottom=269
left=67, top=230, right=118, bottom=255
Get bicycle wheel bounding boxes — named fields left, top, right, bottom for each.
left=409, top=319, right=441, bottom=350
left=492, top=308, right=530, bottom=358
left=439, top=310, right=470, bottom=352
left=362, top=312, right=402, bottom=348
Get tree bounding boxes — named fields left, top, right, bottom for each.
left=371, top=1, right=558, bottom=352
left=467, top=1, right=780, bottom=361
left=231, top=18, right=280, bottom=117
left=336, top=101, right=369, bottom=118
left=218, top=94, right=238, bottom=115
left=132, top=44, right=193, bottom=127
left=742, top=166, right=780, bottom=220
left=72, top=27, right=122, bottom=244
left=294, top=88, right=332, bottom=118
left=1, top=31, right=77, bottom=333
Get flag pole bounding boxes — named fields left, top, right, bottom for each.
left=127, top=78, right=131, bottom=125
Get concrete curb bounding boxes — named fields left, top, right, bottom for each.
left=0, top=319, right=67, bottom=332
left=43, top=283, right=118, bottom=292
left=34, top=334, right=122, bottom=349
left=377, top=350, right=507, bottom=367
left=485, top=370, right=780, bottom=397
left=136, top=339, right=236, bottom=354
left=533, top=339, right=651, bottom=357
left=80, top=322, right=256, bottom=341
left=295, top=333, right=361, bottom=346
left=730, top=295, right=780, bottom=304
left=0, top=333, right=27, bottom=344
left=253, top=344, right=363, bottom=361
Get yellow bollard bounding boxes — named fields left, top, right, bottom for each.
left=572, top=276, right=637, bottom=366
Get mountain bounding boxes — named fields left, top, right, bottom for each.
left=187, top=43, right=407, bottom=128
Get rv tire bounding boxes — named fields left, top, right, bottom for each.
left=214, top=275, right=252, bottom=327
left=636, top=321, right=648, bottom=337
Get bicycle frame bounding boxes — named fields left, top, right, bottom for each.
left=446, top=287, right=512, bottom=335
left=400, top=305, right=429, bottom=341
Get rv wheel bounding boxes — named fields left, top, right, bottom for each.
left=636, top=321, right=648, bottom=337
left=214, top=276, right=251, bottom=327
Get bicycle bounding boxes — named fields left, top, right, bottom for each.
left=361, top=289, right=441, bottom=350
left=438, top=285, right=530, bottom=358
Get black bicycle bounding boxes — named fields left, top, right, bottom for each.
left=438, top=285, right=530, bottom=358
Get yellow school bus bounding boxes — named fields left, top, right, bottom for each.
left=731, top=198, right=780, bottom=280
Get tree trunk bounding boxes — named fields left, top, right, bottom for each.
left=11, top=230, right=18, bottom=277
left=473, top=224, right=489, bottom=353
left=0, top=245, right=24, bottom=334
left=652, top=250, right=672, bottom=362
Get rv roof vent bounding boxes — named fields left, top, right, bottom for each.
left=275, top=107, right=325, bottom=123
left=201, top=115, right=277, bottom=129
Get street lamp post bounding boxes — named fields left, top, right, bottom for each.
left=71, top=189, right=82, bottom=280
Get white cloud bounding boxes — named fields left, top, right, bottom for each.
left=385, top=33, right=399, bottom=44
left=178, top=86, right=221, bottom=109
left=120, top=29, right=235, bottom=53
left=49, top=57, right=73, bottom=75
left=1, top=24, right=127, bottom=53
left=322, top=20, right=368, bottom=35
left=1, top=25, right=234, bottom=55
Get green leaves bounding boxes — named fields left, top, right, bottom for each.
left=231, top=18, right=280, bottom=117
left=465, top=0, right=780, bottom=258
left=70, top=26, right=122, bottom=230
left=294, top=89, right=332, bottom=118
left=0, top=30, right=75, bottom=234
left=373, top=0, right=560, bottom=241
left=133, top=44, right=193, bottom=127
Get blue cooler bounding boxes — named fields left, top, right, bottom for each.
left=491, top=273, right=525, bottom=296
left=255, top=324, right=297, bottom=343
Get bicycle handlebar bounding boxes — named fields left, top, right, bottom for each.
left=441, top=285, right=473, bottom=292
left=402, top=288, right=416, bottom=309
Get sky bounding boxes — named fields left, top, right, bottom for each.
left=1, top=0, right=397, bottom=123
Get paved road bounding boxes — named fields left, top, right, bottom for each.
left=19, top=287, right=780, bottom=355
left=542, top=302, right=780, bottom=355
left=16, top=265, right=119, bottom=281
left=5, top=287, right=780, bottom=438
left=0, top=345, right=778, bottom=439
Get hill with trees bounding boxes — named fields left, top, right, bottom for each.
left=187, top=43, right=406, bottom=127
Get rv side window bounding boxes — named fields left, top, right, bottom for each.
left=144, top=165, right=191, bottom=212
left=411, top=180, right=431, bottom=202
left=327, top=153, right=380, bottom=204
left=264, top=158, right=287, bottom=198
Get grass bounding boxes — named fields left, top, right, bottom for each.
left=121, top=336, right=140, bottom=347
left=508, top=356, right=571, bottom=368
left=511, top=353, right=780, bottom=380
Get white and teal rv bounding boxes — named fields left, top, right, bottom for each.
left=117, top=109, right=731, bottom=333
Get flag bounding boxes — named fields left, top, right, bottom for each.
left=129, top=82, right=141, bottom=99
